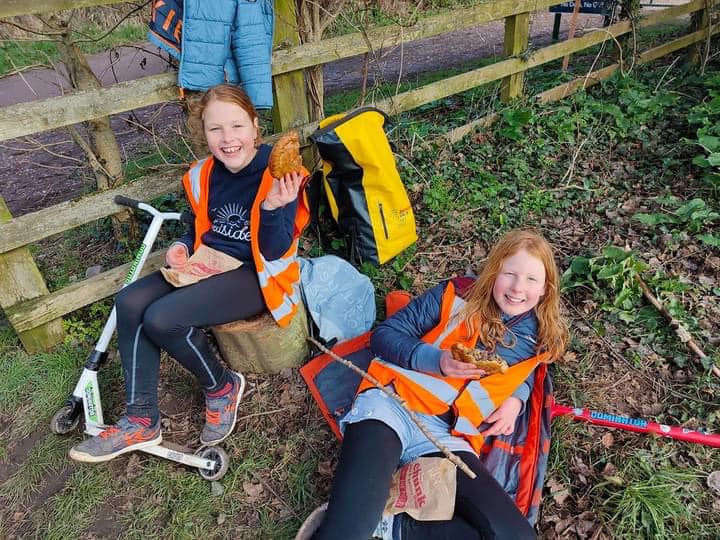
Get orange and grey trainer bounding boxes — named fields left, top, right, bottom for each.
left=200, top=371, right=245, bottom=445
left=68, top=416, right=161, bottom=463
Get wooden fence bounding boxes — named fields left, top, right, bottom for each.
left=0, top=0, right=717, bottom=352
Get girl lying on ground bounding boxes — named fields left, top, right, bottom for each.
left=299, top=229, right=569, bottom=540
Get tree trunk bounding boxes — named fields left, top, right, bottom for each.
left=46, top=13, right=136, bottom=241
left=295, top=0, right=352, bottom=122
left=614, top=0, right=640, bottom=68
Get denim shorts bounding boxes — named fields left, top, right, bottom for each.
left=339, top=388, right=474, bottom=465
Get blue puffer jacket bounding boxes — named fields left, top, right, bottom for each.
left=149, top=0, right=274, bottom=109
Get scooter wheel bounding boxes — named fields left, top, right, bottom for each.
left=197, top=446, right=229, bottom=481
left=50, top=405, right=80, bottom=434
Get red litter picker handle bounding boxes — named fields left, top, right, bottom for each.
left=551, top=403, right=720, bottom=448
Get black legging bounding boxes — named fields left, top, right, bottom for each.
left=115, top=267, right=265, bottom=421
left=313, top=420, right=536, bottom=540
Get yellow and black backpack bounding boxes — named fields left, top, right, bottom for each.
left=310, top=107, right=417, bottom=265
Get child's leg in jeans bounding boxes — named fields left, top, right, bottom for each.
left=313, top=420, right=401, bottom=540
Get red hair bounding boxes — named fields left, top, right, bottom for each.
left=460, top=229, right=568, bottom=361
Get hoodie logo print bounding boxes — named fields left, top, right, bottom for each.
left=212, top=203, right=251, bottom=241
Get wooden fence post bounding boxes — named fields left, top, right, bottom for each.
left=0, top=196, right=65, bottom=352
left=500, top=12, right=530, bottom=102
left=272, top=0, right=312, bottom=132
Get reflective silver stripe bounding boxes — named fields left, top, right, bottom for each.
left=373, top=360, right=459, bottom=403
left=453, top=416, right=481, bottom=436
left=129, top=324, right=143, bottom=404
left=187, top=158, right=207, bottom=206
left=463, top=381, right=497, bottom=417
left=257, top=270, right=269, bottom=288
left=256, top=244, right=300, bottom=323
left=269, top=295, right=296, bottom=321
left=185, top=327, right=217, bottom=387
left=257, top=252, right=295, bottom=288
left=431, top=296, right=467, bottom=347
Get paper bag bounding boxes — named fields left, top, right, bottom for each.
left=383, top=457, right=456, bottom=521
left=160, top=245, right=242, bottom=287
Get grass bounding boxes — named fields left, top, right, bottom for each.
left=42, top=464, right=116, bottom=540
left=0, top=330, right=85, bottom=437
left=0, top=23, right=147, bottom=77
left=127, top=459, right=228, bottom=538
left=0, top=434, right=73, bottom=505
left=325, top=0, right=486, bottom=38
left=117, top=426, right=325, bottom=539
left=598, top=446, right=704, bottom=539
left=0, top=40, right=58, bottom=75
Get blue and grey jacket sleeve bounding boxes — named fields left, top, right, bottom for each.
left=370, top=281, right=449, bottom=375
left=175, top=221, right=196, bottom=256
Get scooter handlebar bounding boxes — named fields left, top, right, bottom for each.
left=114, top=195, right=141, bottom=208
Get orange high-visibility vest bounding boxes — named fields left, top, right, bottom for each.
left=358, top=281, right=550, bottom=453
left=182, top=156, right=311, bottom=327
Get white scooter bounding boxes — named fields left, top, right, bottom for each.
left=50, top=195, right=229, bottom=481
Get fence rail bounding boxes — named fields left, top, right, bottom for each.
left=1, top=0, right=563, bottom=142
left=0, top=0, right=716, bottom=351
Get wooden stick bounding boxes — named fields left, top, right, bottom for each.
left=307, top=336, right=477, bottom=479
left=562, top=0, right=582, bottom=71
left=635, top=276, right=720, bottom=378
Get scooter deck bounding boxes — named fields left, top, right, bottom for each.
left=85, top=425, right=217, bottom=469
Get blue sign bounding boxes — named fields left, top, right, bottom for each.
left=550, top=1, right=614, bottom=15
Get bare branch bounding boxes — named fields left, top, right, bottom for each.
left=635, top=275, right=720, bottom=378
left=0, top=19, right=63, bottom=37
left=65, top=125, right=114, bottom=182
left=21, top=135, right=84, bottom=164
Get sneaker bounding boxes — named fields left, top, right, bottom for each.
left=295, top=503, right=327, bottom=540
left=200, top=371, right=245, bottom=445
left=68, top=416, right=161, bottom=463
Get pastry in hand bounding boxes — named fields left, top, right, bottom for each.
left=268, top=130, right=303, bottom=178
left=450, top=343, right=509, bottom=375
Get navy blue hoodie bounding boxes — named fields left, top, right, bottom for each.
left=177, top=144, right=299, bottom=266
